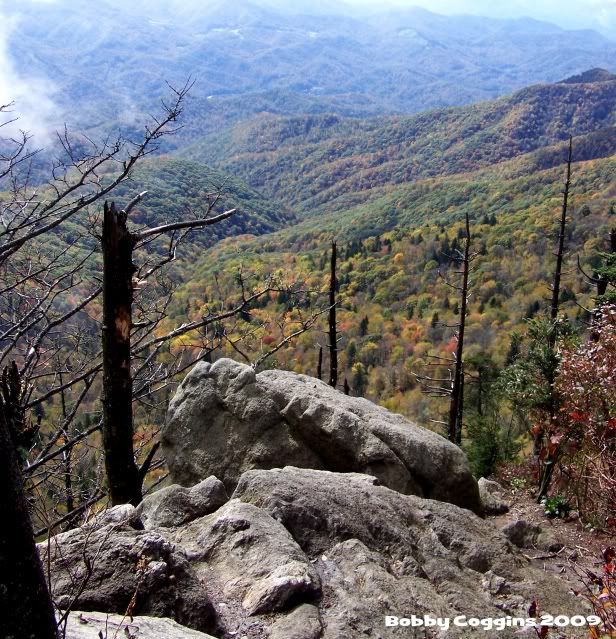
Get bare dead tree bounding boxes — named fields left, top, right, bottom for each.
left=25, top=210, right=321, bottom=515
left=2, top=83, right=323, bottom=525
left=101, top=201, right=141, bottom=506
left=0, top=363, right=58, bottom=639
left=0, top=85, right=213, bottom=514
left=328, top=241, right=338, bottom=388
left=0, top=84, right=201, bottom=526
left=415, top=212, right=477, bottom=444
left=532, top=138, right=574, bottom=499
left=0, top=80, right=189, bottom=266
left=549, top=135, right=573, bottom=326
left=448, top=213, right=472, bottom=444
left=100, top=197, right=234, bottom=505
left=317, top=345, right=323, bottom=380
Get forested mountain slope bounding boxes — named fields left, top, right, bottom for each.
left=111, top=158, right=294, bottom=247
left=183, top=72, right=616, bottom=212
left=169, top=142, right=615, bottom=425
left=6, top=1, right=616, bottom=143
left=35, top=157, right=293, bottom=265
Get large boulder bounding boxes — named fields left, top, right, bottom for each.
left=43, top=467, right=587, bottom=639
left=162, top=358, right=482, bottom=513
left=39, top=522, right=219, bottom=635
left=478, top=477, right=510, bottom=515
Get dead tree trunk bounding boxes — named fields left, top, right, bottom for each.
left=328, top=241, right=338, bottom=388
left=549, top=136, right=572, bottom=325
left=597, top=227, right=616, bottom=297
left=448, top=213, right=471, bottom=444
left=317, top=345, right=323, bottom=380
left=537, top=136, right=573, bottom=500
left=101, top=202, right=141, bottom=506
left=0, top=364, right=58, bottom=639
left=456, top=370, right=465, bottom=444
left=99, top=197, right=237, bottom=506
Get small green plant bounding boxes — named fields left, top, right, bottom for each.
left=465, top=415, right=501, bottom=478
left=510, top=477, right=528, bottom=492
left=541, top=495, right=571, bottom=518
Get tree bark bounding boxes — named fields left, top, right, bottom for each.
left=550, top=136, right=572, bottom=324
left=328, top=241, right=338, bottom=388
left=101, top=202, right=141, bottom=506
left=537, top=136, right=573, bottom=500
left=317, top=345, right=323, bottom=380
left=0, top=365, right=58, bottom=639
left=455, top=370, right=465, bottom=445
left=448, top=213, right=471, bottom=445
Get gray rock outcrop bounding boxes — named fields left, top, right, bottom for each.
left=170, top=500, right=321, bottom=618
left=88, top=503, right=142, bottom=528
left=478, top=477, right=510, bottom=515
left=269, top=603, right=323, bottom=639
left=43, top=467, right=585, bottom=639
left=136, top=476, right=228, bottom=529
left=162, top=358, right=482, bottom=513
left=40, top=361, right=586, bottom=638
left=40, top=523, right=219, bottom=635
left=62, top=611, right=216, bottom=639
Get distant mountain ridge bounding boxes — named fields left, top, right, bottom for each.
left=6, top=1, right=616, bottom=144
left=182, top=72, right=616, bottom=213
left=560, top=68, right=616, bottom=84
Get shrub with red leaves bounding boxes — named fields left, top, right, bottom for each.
left=571, top=547, right=616, bottom=638
left=557, top=305, right=616, bottom=527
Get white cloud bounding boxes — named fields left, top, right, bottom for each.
left=0, top=1, right=58, bottom=144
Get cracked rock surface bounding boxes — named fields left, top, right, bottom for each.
left=162, top=358, right=482, bottom=513
left=42, top=467, right=587, bottom=639
left=62, top=611, right=217, bottom=639
left=41, top=363, right=588, bottom=638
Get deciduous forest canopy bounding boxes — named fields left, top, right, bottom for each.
left=1, top=1, right=615, bottom=637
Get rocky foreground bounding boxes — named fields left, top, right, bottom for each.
left=42, top=360, right=590, bottom=638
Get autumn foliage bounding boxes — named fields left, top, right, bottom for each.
left=573, top=546, right=616, bottom=638
left=556, top=305, right=616, bottom=527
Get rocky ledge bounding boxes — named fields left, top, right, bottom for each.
left=43, top=467, right=586, bottom=639
left=41, top=359, right=589, bottom=638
